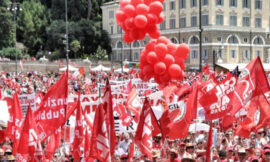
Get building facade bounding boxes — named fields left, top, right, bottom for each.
left=101, top=0, right=270, bottom=70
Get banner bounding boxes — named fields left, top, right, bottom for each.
left=19, top=94, right=37, bottom=116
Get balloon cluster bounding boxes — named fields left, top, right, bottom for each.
left=116, top=0, right=165, bottom=43
left=139, top=37, right=190, bottom=85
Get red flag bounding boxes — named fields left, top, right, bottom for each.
left=57, top=60, right=62, bottom=68
left=166, top=87, right=197, bottom=139
left=19, top=60, right=24, bottom=71
left=115, top=103, right=133, bottom=126
left=34, top=70, right=76, bottom=142
left=45, top=129, right=61, bottom=161
left=200, top=74, right=237, bottom=120
left=202, top=64, right=210, bottom=75
left=90, top=104, right=111, bottom=162
left=134, top=99, right=154, bottom=160
left=16, top=106, right=44, bottom=162
left=72, top=97, right=84, bottom=161
left=231, top=57, right=270, bottom=116
left=206, top=122, right=213, bottom=162
left=126, top=87, right=143, bottom=122
left=79, top=67, right=85, bottom=76
left=128, top=140, right=135, bottom=162
left=6, top=93, right=23, bottom=155
left=102, top=80, right=117, bottom=158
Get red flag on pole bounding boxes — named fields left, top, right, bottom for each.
left=72, top=96, right=84, bottom=161
left=34, top=70, right=76, bottom=142
left=230, top=57, right=270, bottom=116
left=16, top=106, right=44, bottom=162
left=102, top=80, right=117, bottom=158
left=134, top=98, right=154, bottom=160
left=6, top=92, right=23, bottom=155
left=206, top=121, right=213, bottom=162
left=45, top=129, right=61, bottom=161
left=126, top=87, right=143, bottom=122
left=90, top=104, right=111, bottom=162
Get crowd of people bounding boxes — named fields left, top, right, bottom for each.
left=0, top=67, right=270, bottom=162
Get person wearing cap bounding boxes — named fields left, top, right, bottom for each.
left=236, top=147, right=248, bottom=162
left=250, top=155, right=260, bottom=162
left=262, top=149, right=270, bottom=162
left=185, top=143, right=196, bottom=159
left=0, top=148, right=6, bottom=162
left=6, top=155, right=15, bottom=162
left=181, top=152, right=195, bottom=162
left=177, top=142, right=185, bottom=160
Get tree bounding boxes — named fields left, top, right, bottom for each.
left=70, top=40, right=81, bottom=58
left=89, top=45, right=108, bottom=60
left=17, top=0, right=50, bottom=56
left=0, top=1, right=14, bottom=49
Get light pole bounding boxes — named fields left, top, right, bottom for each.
left=7, top=2, right=21, bottom=75
left=65, top=0, right=69, bottom=70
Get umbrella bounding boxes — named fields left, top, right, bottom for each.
left=91, top=64, right=111, bottom=71
left=189, top=122, right=210, bottom=132
left=59, top=65, right=78, bottom=72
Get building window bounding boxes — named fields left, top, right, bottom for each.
left=243, top=0, right=250, bottom=8
left=133, top=41, right=140, bottom=48
left=117, top=41, right=123, bottom=48
left=255, top=50, right=262, bottom=58
left=243, top=16, right=250, bottom=27
left=230, top=0, right=237, bottom=7
left=230, top=50, right=237, bottom=59
left=202, top=49, right=209, bottom=59
left=160, top=21, right=166, bottom=30
left=117, top=26, right=122, bottom=34
left=202, top=0, right=208, bottom=6
left=182, top=38, right=185, bottom=43
left=204, top=37, right=208, bottom=42
left=170, top=18, right=176, bottom=29
left=118, top=53, right=122, bottom=61
left=218, top=49, right=224, bottom=59
left=191, top=16, right=197, bottom=27
left=253, top=37, right=263, bottom=45
left=230, top=15, right=237, bottom=26
left=171, top=37, right=178, bottom=43
left=109, top=11, right=114, bottom=19
left=110, top=26, right=113, bottom=34
left=125, top=53, right=130, bottom=61
left=216, top=0, right=224, bottom=6
left=190, top=0, right=197, bottom=8
left=190, top=36, right=199, bottom=44
left=180, top=17, right=186, bottom=28
left=217, top=37, right=222, bottom=42
left=228, top=35, right=239, bottom=44
left=255, top=17, right=262, bottom=28
left=202, top=15, right=209, bottom=26
left=243, top=50, right=250, bottom=59
left=216, top=14, right=224, bottom=25
left=170, top=1, right=175, bottom=10
left=244, top=38, right=248, bottom=43
left=179, top=0, right=186, bottom=9
left=134, top=52, right=139, bottom=61
left=255, top=0, right=262, bottom=9
left=191, top=50, right=198, bottom=59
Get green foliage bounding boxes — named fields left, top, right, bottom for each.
left=70, top=40, right=80, bottom=53
left=17, top=0, right=49, bottom=56
left=0, top=47, right=23, bottom=59
left=0, top=6, right=14, bottom=49
left=48, top=50, right=62, bottom=61
left=89, top=46, right=108, bottom=60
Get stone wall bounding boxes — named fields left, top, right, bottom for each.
left=0, top=60, right=121, bottom=73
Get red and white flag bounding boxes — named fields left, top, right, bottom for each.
left=45, top=129, right=61, bottom=161
left=16, top=106, right=44, bottom=162
left=102, top=80, right=117, bottom=158
left=230, top=57, right=270, bottom=116
left=199, top=73, right=237, bottom=120
left=90, top=104, right=111, bottom=162
left=34, top=70, right=76, bottom=142
left=72, top=97, right=84, bottom=161
left=6, top=92, right=23, bottom=155
left=126, top=87, right=143, bottom=122
left=134, top=99, right=155, bottom=160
